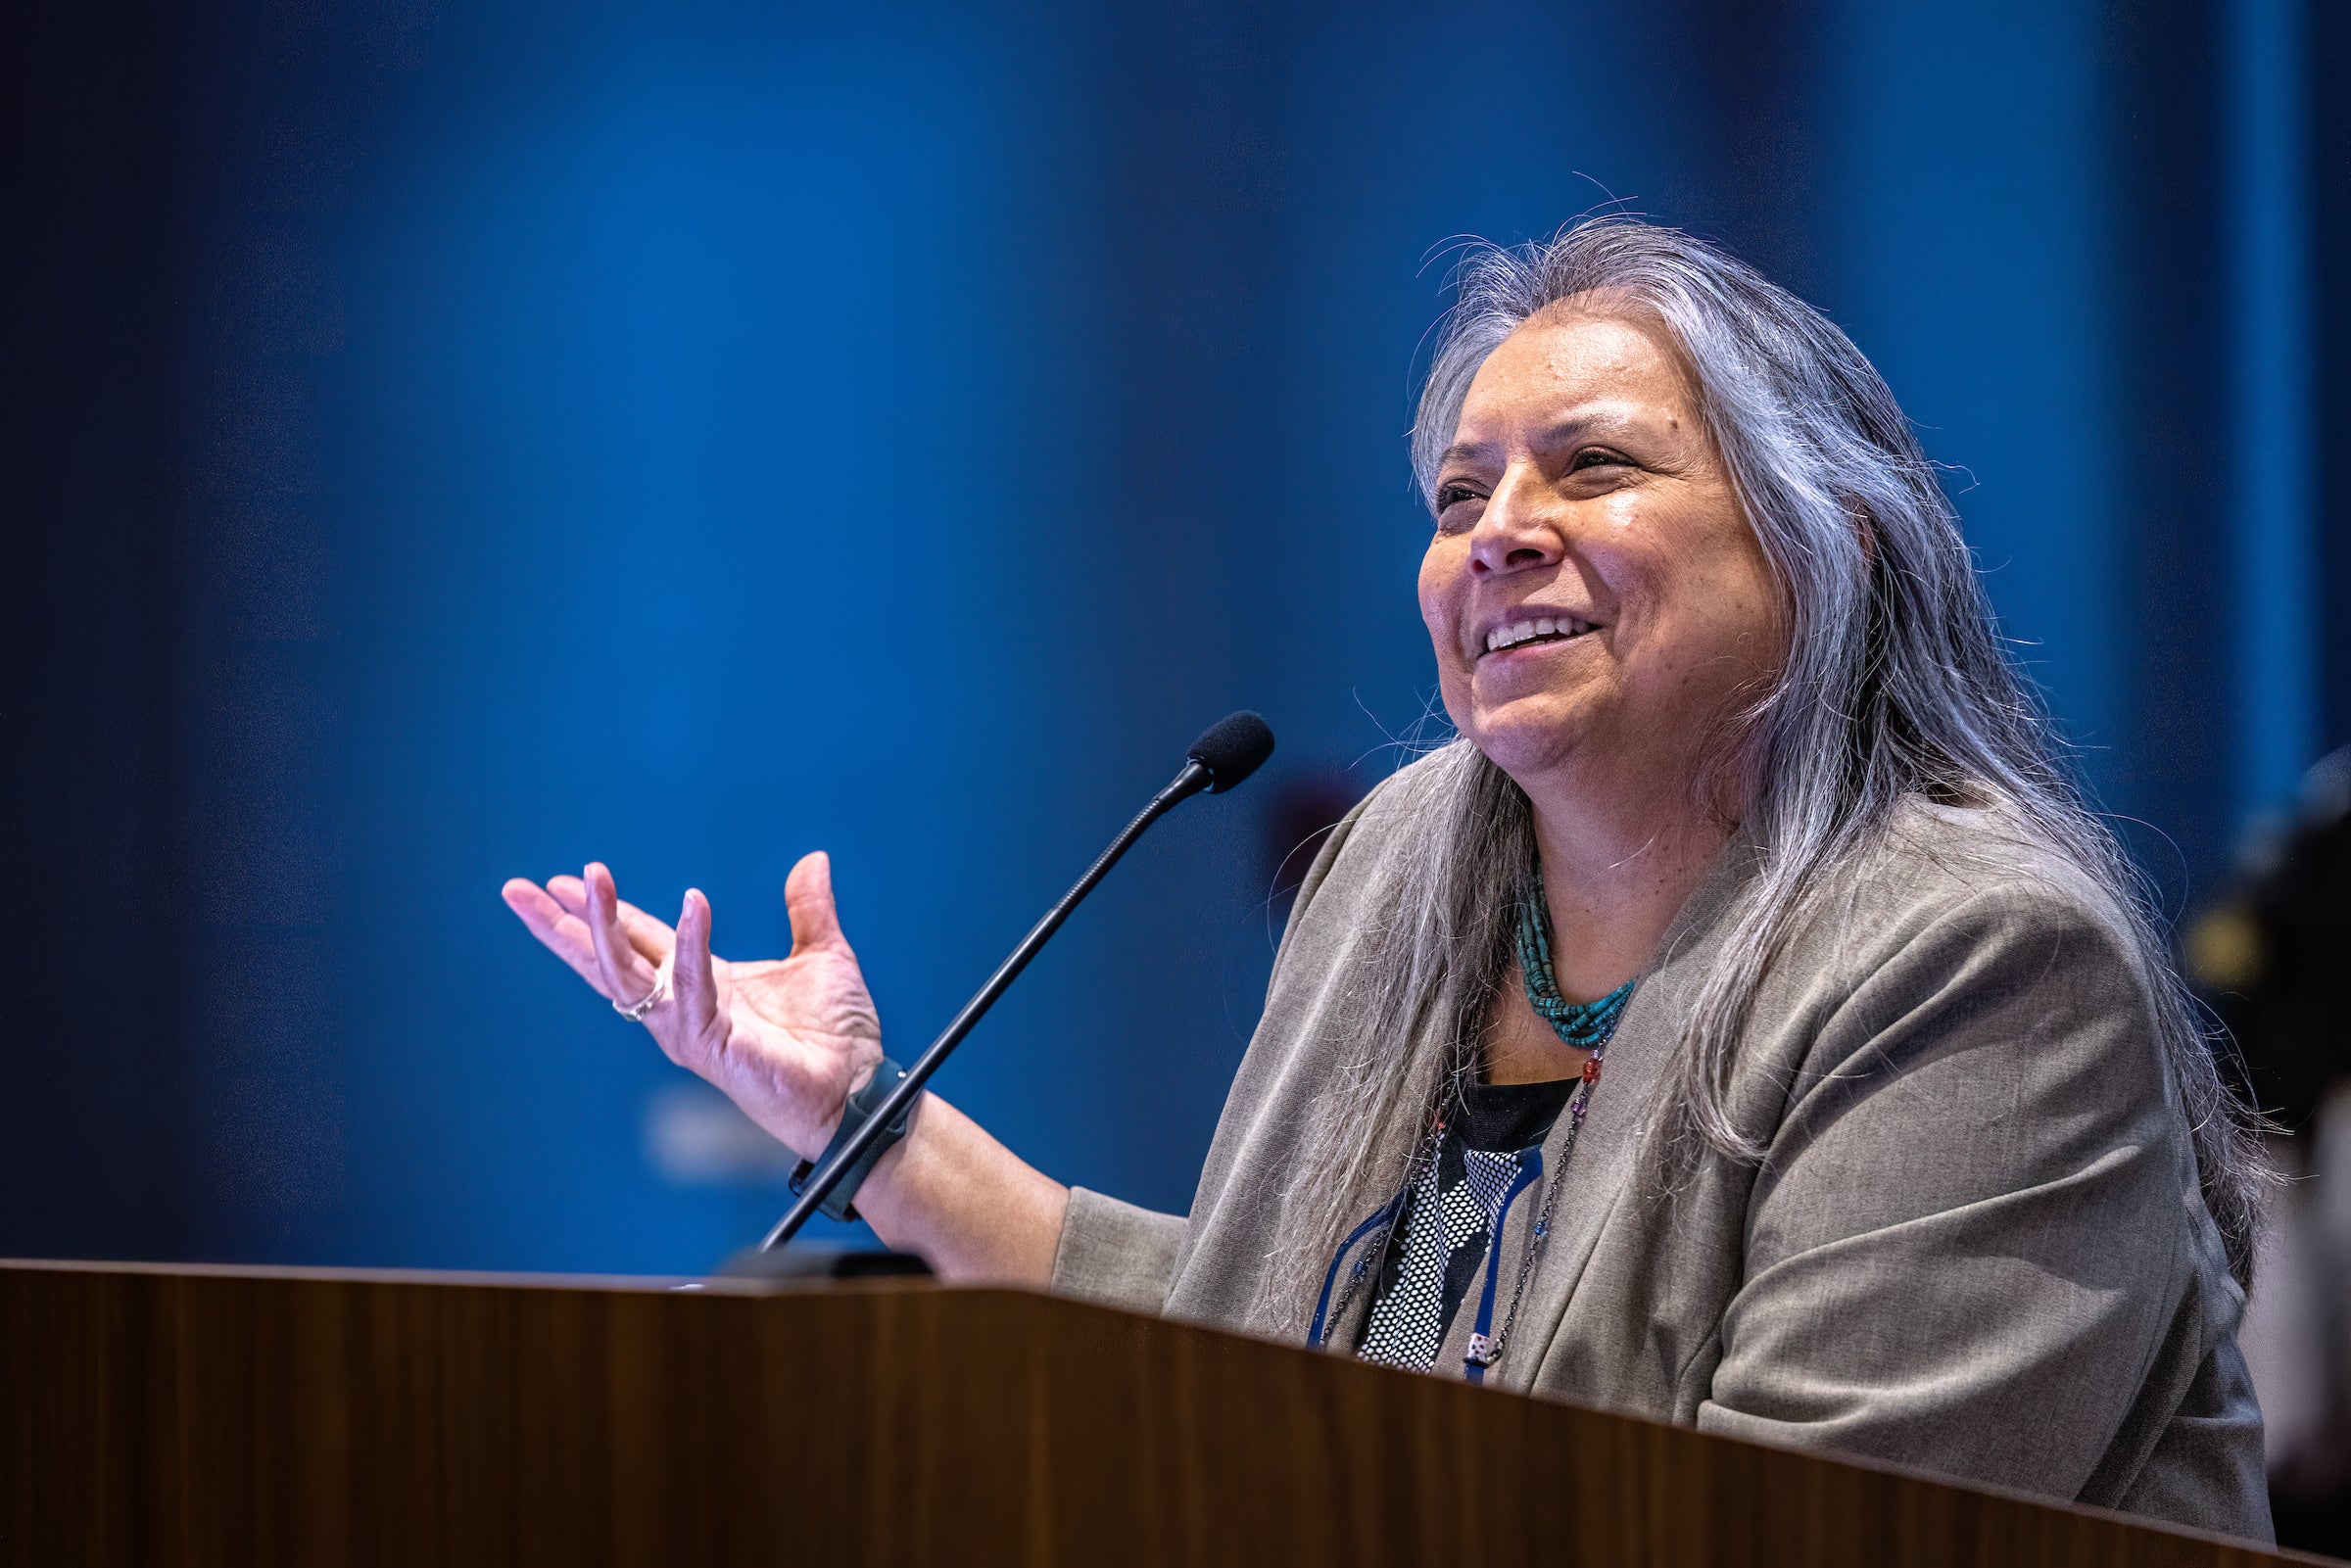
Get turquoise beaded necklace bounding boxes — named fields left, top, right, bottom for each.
left=1512, top=860, right=1635, bottom=1048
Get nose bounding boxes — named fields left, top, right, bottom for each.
left=1466, top=465, right=1563, bottom=577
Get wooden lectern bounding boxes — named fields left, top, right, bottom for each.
left=0, top=1259, right=2318, bottom=1566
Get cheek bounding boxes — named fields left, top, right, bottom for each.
left=1654, top=530, right=1786, bottom=689
left=1416, top=540, right=1463, bottom=643
left=1694, top=523, right=1784, bottom=657
left=1614, top=499, right=1767, bottom=635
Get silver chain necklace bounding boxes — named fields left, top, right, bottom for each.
left=1465, top=1044, right=1606, bottom=1369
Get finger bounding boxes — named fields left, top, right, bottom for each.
left=670, top=888, right=721, bottom=1046
left=784, top=850, right=848, bottom=956
left=612, top=896, right=676, bottom=964
left=549, top=875, right=676, bottom=965
left=584, top=863, right=660, bottom=1006
left=502, top=879, right=614, bottom=998
left=546, top=874, right=589, bottom=915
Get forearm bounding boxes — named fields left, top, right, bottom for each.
left=852, top=1093, right=1069, bottom=1286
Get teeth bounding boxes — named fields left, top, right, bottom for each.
left=1484, top=615, right=1594, bottom=653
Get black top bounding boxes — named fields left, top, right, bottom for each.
left=1456, top=1074, right=1579, bottom=1151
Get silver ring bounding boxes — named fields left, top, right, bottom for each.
left=611, top=958, right=673, bottom=1022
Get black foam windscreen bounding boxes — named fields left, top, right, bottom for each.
left=1186, top=711, right=1275, bottom=793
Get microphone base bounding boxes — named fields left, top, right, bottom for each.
left=715, top=1244, right=935, bottom=1282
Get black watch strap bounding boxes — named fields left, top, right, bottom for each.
left=789, top=1058, right=914, bottom=1223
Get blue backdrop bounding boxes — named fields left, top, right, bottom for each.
left=3, top=0, right=2337, bottom=1274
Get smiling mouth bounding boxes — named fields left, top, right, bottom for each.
left=1481, top=615, right=1597, bottom=657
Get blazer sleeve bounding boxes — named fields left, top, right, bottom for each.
left=1049, top=1187, right=1191, bottom=1313
left=1046, top=780, right=1386, bottom=1315
left=1694, top=882, right=2231, bottom=1500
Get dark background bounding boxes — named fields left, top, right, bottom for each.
left=5, top=0, right=2345, bottom=1471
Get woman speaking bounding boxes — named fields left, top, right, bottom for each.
left=503, top=217, right=2273, bottom=1540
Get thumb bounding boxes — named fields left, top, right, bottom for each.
left=783, top=850, right=847, bottom=955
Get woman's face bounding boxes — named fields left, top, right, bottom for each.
left=1417, top=303, right=1786, bottom=805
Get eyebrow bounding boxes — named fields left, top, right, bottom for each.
left=1437, top=407, right=1646, bottom=472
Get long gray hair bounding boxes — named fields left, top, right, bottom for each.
left=1259, top=216, right=2268, bottom=1334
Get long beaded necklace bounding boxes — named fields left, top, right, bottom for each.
left=1467, top=863, right=1633, bottom=1369
left=1327, top=864, right=1634, bottom=1366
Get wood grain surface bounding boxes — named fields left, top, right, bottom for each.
left=0, top=1259, right=2323, bottom=1567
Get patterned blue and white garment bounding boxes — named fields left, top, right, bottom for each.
left=1355, top=1075, right=1577, bottom=1371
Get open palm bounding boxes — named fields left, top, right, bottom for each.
left=502, top=852, right=883, bottom=1160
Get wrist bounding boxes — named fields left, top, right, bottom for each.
left=789, top=1056, right=916, bottom=1223
left=795, top=1052, right=884, bottom=1160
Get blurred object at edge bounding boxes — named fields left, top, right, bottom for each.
left=2186, top=746, right=2351, bottom=1552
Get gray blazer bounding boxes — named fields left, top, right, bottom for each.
left=1049, top=759, right=2273, bottom=1543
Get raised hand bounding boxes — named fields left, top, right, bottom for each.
left=502, top=852, right=884, bottom=1161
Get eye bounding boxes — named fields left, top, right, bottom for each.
left=1570, top=448, right=1631, bottom=472
left=1435, top=481, right=1484, bottom=512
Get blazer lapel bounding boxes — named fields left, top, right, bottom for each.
left=1487, top=829, right=1763, bottom=1395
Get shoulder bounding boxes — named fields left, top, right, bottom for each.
left=1256, top=742, right=1491, bottom=1008
left=1731, top=799, right=2201, bottom=1265
left=1279, top=743, right=1469, bottom=928
left=1793, top=794, right=2149, bottom=987
left=1873, top=794, right=2120, bottom=913
left=1754, top=795, right=2175, bottom=1111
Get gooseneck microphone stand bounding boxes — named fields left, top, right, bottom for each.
left=754, top=712, right=1274, bottom=1256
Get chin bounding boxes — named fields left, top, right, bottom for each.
left=1460, top=693, right=1592, bottom=781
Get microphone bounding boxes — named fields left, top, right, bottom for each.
left=753, top=711, right=1275, bottom=1254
